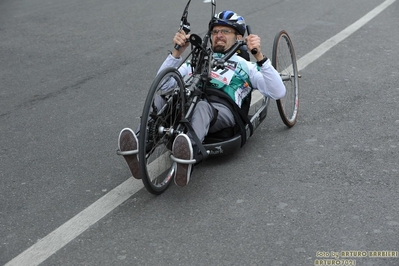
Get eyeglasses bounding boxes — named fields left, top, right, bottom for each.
left=211, top=29, right=235, bottom=35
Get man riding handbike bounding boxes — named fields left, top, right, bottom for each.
left=118, top=10, right=286, bottom=187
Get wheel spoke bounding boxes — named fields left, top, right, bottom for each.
left=272, top=30, right=299, bottom=128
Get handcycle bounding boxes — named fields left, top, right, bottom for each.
left=117, top=0, right=300, bottom=195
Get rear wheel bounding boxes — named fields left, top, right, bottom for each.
left=139, top=67, right=186, bottom=195
left=272, top=30, right=299, bottom=128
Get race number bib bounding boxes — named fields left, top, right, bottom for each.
left=210, top=60, right=237, bottom=85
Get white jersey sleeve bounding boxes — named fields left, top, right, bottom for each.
left=155, top=54, right=192, bottom=91
left=157, top=54, right=191, bottom=77
left=248, top=59, right=286, bottom=100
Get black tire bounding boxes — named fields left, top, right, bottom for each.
left=139, top=67, right=186, bottom=195
left=272, top=30, right=299, bottom=128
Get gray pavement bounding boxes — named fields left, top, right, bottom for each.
left=1, top=0, right=398, bottom=265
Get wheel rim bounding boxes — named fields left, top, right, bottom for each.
left=273, top=32, right=299, bottom=127
left=139, top=68, right=185, bottom=194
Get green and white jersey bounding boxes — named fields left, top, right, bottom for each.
left=157, top=53, right=286, bottom=106
left=208, top=53, right=253, bottom=107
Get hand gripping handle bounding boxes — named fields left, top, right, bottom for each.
left=246, top=25, right=258, bottom=55
left=174, top=24, right=191, bottom=50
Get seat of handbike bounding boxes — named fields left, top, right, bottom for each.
left=202, top=120, right=250, bottom=157
left=203, top=133, right=242, bottom=157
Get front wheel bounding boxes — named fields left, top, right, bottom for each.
left=272, top=30, right=299, bottom=128
left=139, top=67, right=186, bottom=195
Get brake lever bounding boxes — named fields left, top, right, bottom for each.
left=174, top=0, right=192, bottom=50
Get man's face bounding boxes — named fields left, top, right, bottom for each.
left=211, top=26, right=239, bottom=53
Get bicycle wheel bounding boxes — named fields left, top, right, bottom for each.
left=139, top=67, right=186, bottom=195
left=272, top=30, right=299, bottom=128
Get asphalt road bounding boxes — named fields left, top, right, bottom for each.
left=1, top=0, right=398, bottom=265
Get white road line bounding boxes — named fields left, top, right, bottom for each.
left=297, top=0, right=396, bottom=71
left=5, top=0, right=396, bottom=265
left=5, top=178, right=144, bottom=266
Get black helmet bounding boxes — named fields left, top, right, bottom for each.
left=209, top=10, right=246, bottom=36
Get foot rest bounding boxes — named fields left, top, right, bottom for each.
left=170, top=154, right=196, bottom=164
left=116, top=149, right=138, bottom=156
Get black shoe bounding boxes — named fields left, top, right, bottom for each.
left=172, top=134, right=194, bottom=187
left=118, top=128, right=141, bottom=179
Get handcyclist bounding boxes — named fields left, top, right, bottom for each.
left=118, top=10, right=286, bottom=187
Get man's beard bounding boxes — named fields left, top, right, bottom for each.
left=213, top=38, right=227, bottom=53
left=213, top=45, right=226, bottom=53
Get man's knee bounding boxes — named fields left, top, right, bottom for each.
left=195, top=101, right=214, bottom=116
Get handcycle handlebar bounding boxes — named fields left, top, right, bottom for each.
left=211, top=39, right=246, bottom=69
left=186, top=33, right=247, bottom=67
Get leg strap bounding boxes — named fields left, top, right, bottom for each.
left=180, top=117, right=209, bottom=162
